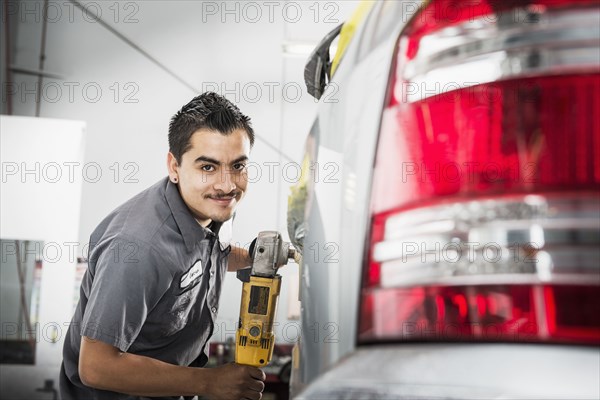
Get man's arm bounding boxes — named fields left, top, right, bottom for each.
left=79, top=336, right=264, bottom=399
left=227, top=245, right=252, bottom=271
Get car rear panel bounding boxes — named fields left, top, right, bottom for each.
left=296, top=344, right=600, bottom=399
left=292, top=0, right=600, bottom=397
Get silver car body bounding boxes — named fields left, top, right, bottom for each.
left=290, top=1, right=600, bottom=399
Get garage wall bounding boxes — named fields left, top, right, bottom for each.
left=0, top=115, right=86, bottom=399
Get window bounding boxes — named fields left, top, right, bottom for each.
left=0, top=239, right=43, bottom=364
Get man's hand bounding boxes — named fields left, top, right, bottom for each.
left=227, top=245, right=253, bottom=271
left=204, top=363, right=266, bottom=400
left=79, top=336, right=265, bottom=398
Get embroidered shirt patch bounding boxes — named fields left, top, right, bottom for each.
left=180, top=259, right=203, bottom=290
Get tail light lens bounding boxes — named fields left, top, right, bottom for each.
left=359, top=0, right=600, bottom=345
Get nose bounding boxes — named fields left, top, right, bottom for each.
left=213, top=169, right=237, bottom=194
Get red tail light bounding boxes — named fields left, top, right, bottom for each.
left=359, top=0, right=600, bottom=345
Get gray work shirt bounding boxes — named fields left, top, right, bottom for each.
left=60, top=177, right=232, bottom=400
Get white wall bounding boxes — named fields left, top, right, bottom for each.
left=0, top=115, right=86, bottom=398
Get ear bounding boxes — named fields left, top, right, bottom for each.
left=167, top=152, right=179, bottom=183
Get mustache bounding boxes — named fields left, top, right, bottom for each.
left=205, top=191, right=240, bottom=199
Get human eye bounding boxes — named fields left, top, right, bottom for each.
left=232, top=163, right=247, bottom=172
left=200, top=164, right=216, bottom=172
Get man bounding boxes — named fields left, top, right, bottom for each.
left=60, top=92, right=265, bottom=400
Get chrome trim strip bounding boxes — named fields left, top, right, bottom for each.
left=399, top=6, right=600, bottom=102
left=372, top=195, right=600, bottom=287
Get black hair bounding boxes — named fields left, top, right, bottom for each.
left=168, top=92, right=255, bottom=163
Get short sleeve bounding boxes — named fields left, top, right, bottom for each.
left=218, top=218, right=233, bottom=248
left=81, top=236, right=173, bottom=352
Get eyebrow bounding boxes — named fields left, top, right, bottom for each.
left=194, top=155, right=249, bottom=166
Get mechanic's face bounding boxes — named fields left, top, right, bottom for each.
left=167, top=128, right=250, bottom=227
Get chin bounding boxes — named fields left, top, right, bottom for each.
left=211, top=213, right=235, bottom=223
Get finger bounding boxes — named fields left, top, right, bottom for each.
left=243, top=390, right=262, bottom=400
left=248, top=379, right=265, bottom=393
left=248, top=367, right=266, bottom=381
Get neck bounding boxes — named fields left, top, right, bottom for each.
left=196, top=218, right=212, bottom=228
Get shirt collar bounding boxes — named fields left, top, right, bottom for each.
left=164, top=177, right=222, bottom=253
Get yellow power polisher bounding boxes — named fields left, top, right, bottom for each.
left=235, top=231, right=297, bottom=367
